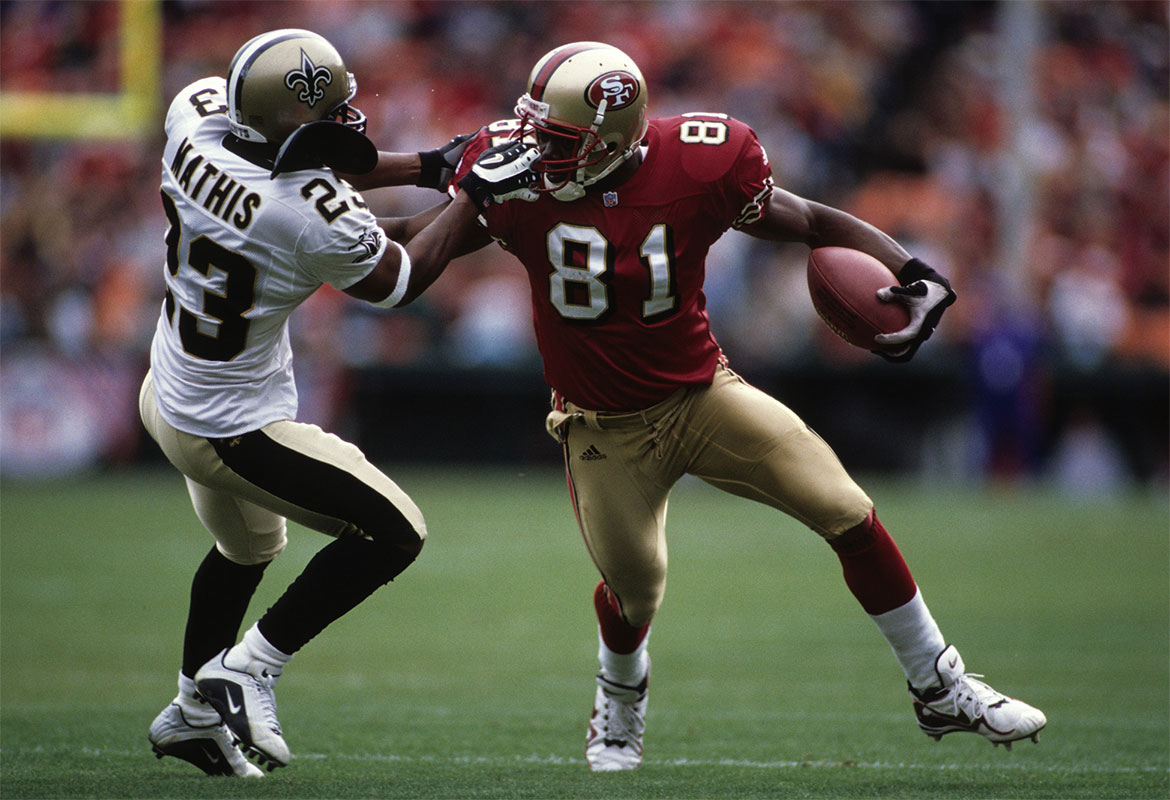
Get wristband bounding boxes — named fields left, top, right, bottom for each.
left=898, top=258, right=952, bottom=292
left=415, top=149, right=445, bottom=189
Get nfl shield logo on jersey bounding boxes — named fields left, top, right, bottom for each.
left=603, top=191, right=619, bottom=207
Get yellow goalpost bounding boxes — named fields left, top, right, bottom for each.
left=0, top=0, right=161, bottom=140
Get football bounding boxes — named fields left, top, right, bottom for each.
left=806, top=247, right=910, bottom=350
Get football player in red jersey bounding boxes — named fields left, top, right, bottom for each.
left=448, top=42, right=1045, bottom=769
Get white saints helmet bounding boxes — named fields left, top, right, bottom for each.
left=515, top=42, right=649, bottom=201
left=226, top=29, right=366, bottom=145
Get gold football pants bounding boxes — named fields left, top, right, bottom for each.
left=548, top=363, right=872, bottom=626
left=140, top=370, right=426, bottom=566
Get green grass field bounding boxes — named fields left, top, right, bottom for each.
left=1, top=466, right=1167, bottom=799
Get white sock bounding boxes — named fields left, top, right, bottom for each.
left=175, top=671, right=218, bottom=724
left=870, top=589, right=946, bottom=690
left=597, top=627, right=650, bottom=687
left=228, top=623, right=292, bottom=674
left=178, top=670, right=199, bottom=701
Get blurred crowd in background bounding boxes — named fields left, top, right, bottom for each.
left=1, top=0, right=1167, bottom=488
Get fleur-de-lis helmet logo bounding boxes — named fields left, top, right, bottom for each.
left=285, top=49, right=333, bottom=108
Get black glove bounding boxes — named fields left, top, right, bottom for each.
left=416, top=131, right=477, bottom=191
left=872, top=258, right=957, bottom=363
left=457, top=141, right=541, bottom=211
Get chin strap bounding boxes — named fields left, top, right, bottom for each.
left=548, top=146, right=639, bottom=202
left=550, top=178, right=587, bottom=201
left=549, top=116, right=647, bottom=202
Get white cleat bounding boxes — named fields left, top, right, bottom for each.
left=585, top=669, right=649, bottom=771
left=910, top=645, right=1047, bottom=749
left=195, top=648, right=290, bottom=770
left=148, top=700, right=264, bottom=777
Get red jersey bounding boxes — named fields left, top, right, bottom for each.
left=455, top=114, right=773, bottom=411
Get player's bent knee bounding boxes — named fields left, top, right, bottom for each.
left=808, top=488, right=874, bottom=540
left=827, top=508, right=879, bottom=554
left=216, top=541, right=284, bottom=567
left=366, top=531, right=423, bottom=586
left=395, top=528, right=425, bottom=560
left=621, top=604, right=656, bottom=628
left=372, top=512, right=425, bottom=560
left=606, top=583, right=661, bottom=628
left=216, top=523, right=287, bottom=566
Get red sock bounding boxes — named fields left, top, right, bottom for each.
left=593, top=580, right=650, bottom=654
left=829, top=510, right=917, bottom=615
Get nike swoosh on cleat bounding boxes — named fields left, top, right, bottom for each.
left=226, top=688, right=243, bottom=715
left=918, top=706, right=1017, bottom=737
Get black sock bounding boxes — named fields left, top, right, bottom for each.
left=258, top=534, right=419, bottom=655
left=181, top=546, right=268, bottom=678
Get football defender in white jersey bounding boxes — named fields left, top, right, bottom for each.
left=142, top=29, right=537, bottom=776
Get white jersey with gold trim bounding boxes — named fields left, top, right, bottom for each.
left=150, top=77, right=387, bottom=437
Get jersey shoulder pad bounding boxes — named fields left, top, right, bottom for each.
left=166, top=77, right=229, bottom=139
left=653, top=114, right=761, bottom=183
left=294, top=180, right=387, bottom=287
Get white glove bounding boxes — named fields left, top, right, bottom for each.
left=457, top=141, right=541, bottom=210
left=872, top=259, right=957, bottom=362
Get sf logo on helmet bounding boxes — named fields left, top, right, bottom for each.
left=285, top=49, right=333, bottom=108
left=586, top=71, right=640, bottom=110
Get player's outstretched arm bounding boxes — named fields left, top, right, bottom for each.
left=341, top=132, right=477, bottom=192
left=338, top=152, right=422, bottom=191
left=749, top=187, right=955, bottom=361
left=344, top=140, right=538, bottom=308
left=749, top=187, right=911, bottom=275
left=344, top=193, right=486, bottom=308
